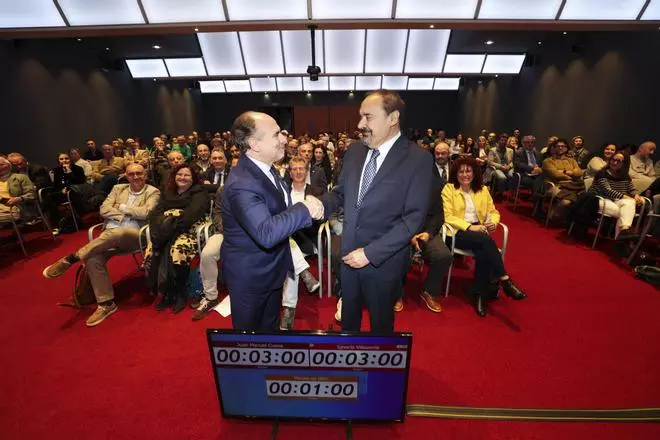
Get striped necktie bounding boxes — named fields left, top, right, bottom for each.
left=357, top=149, right=380, bottom=208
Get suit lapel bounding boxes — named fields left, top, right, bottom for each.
left=240, top=155, right=286, bottom=211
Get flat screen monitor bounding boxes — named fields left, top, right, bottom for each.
left=207, top=329, right=412, bottom=422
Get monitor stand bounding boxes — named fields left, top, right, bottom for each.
left=269, top=419, right=353, bottom=440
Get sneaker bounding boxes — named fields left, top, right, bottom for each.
left=334, top=298, right=342, bottom=322
left=420, top=292, right=443, bottom=313
left=393, top=298, right=404, bottom=312
left=192, top=297, right=220, bottom=321
left=85, top=302, right=118, bottom=327
left=300, top=269, right=320, bottom=294
left=280, top=307, right=295, bottom=330
left=51, top=228, right=60, bottom=236
left=43, top=257, right=73, bottom=279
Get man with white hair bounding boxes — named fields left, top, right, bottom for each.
left=630, top=141, right=657, bottom=192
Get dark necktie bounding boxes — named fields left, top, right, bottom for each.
left=440, top=166, right=445, bottom=180
left=270, top=167, right=291, bottom=207
left=357, top=149, right=380, bottom=208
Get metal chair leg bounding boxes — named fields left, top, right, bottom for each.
left=10, top=221, right=28, bottom=257
left=592, top=214, right=606, bottom=249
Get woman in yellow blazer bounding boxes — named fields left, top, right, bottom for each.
left=442, top=157, right=527, bottom=317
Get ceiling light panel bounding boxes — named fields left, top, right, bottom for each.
left=382, top=75, right=409, bottom=90
left=126, top=59, right=169, bottom=79
left=396, top=0, right=480, bottom=19
left=226, top=0, right=308, bottom=20
left=559, top=0, right=647, bottom=20
left=407, top=77, right=434, bottom=90
left=481, top=54, right=526, bottom=74
left=164, top=58, right=207, bottom=77
left=443, top=54, right=486, bottom=74
left=355, top=76, right=382, bottom=91
left=404, top=29, right=451, bottom=74
left=329, top=76, right=355, bottom=91
left=224, top=80, right=251, bottom=93
left=364, top=30, right=408, bottom=74
left=198, top=32, right=246, bottom=76
left=324, top=30, right=366, bottom=74
left=0, top=0, right=66, bottom=28
left=250, top=77, right=277, bottom=92
left=303, top=77, right=330, bottom=91
left=276, top=77, right=303, bottom=92
left=312, top=0, right=392, bottom=19
left=57, top=0, right=145, bottom=25
left=239, top=31, right=285, bottom=75
left=434, top=77, right=461, bottom=90
left=282, top=30, right=325, bottom=75
left=140, top=0, right=225, bottom=23
left=478, top=0, right=563, bottom=19
left=641, top=0, right=660, bottom=19
left=199, top=81, right=226, bottom=93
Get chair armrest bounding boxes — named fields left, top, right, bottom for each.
left=139, top=225, right=150, bottom=252
left=38, top=187, right=52, bottom=204
left=88, top=222, right=105, bottom=242
left=441, top=223, right=456, bottom=253
left=498, top=222, right=509, bottom=259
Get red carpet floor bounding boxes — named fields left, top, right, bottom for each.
left=1, top=200, right=659, bottom=440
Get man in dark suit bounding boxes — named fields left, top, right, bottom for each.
left=513, top=134, right=544, bottom=195
left=221, top=111, right=323, bottom=331
left=201, top=149, right=230, bottom=193
left=432, top=142, right=451, bottom=185
left=321, top=90, right=433, bottom=333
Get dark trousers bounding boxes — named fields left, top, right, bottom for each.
left=230, top=286, right=282, bottom=332
left=521, top=174, right=544, bottom=196
left=340, top=267, right=402, bottom=333
left=451, top=230, right=506, bottom=291
left=96, top=173, right=119, bottom=196
left=420, top=234, right=453, bottom=297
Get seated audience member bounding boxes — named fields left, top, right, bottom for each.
left=462, top=136, right=475, bottom=157
left=512, top=129, right=521, bottom=143
left=172, top=135, right=192, bottom=161
left=433, top=142, right=451, bottom=184
left=487, top=132, right=497, bottom=150
left=84, top=138, right=103, bottom=161
left=569, top=136, right=591, bottom=168
left=585, top=143, right=616, bottom=179
left=541, top=135, right=559, bottom=158
left=0, top=156, right=36, bottom=224
left=157, top=151, right=185, bottom=188
left=113, top=138, right=126, bottom=158
left=201, top=149, right=229, bottom=192
left=49, top=152, right=87, bottom=230
left=474, top=136, right=490, bottom=168
left=629, top=141, right=656, bottom=192
left=486, top=133, right=515, bottom=197
left=542, top=138, right=585, bottom=217
left=312, top=145, right=333, bottom=188
left=92, top=144, right=125, bottom=195
left=228, top=144, right=240, bottom=160
left=192, top=144, right=211, bottom=174
left=69, top=148, right=93, bottom=183
left=187, top=134, right=197, bottom=149
left=145, top=164, right=209, bottom=314
left=298, top=142, right=328, bottom=190
left=450, top=133, right=464, bottom=159
left=42, top=164, right=160, bottom=326
left=442, top=157, right=527, bottom=317
left=589, top=151, right=644, bottom=240
left=422, top=128, right=435, bottom=145
left=513, top=135, right=544, bottom=195
left=123, top=138, right=149, bottom=168
left=7, top=152, right=50, bottom=189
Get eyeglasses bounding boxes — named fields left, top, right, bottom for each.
left=610, top=158, right=623, bottom=163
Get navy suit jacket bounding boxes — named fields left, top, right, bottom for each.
left=221, top=154, right=313, bottom=294
left=322, top=136, right=433, bottom=281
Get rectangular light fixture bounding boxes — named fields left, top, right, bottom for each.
left=433, top=77, right=461, bottom=90
left=239, top=31, right=285, bottom=75
left=126, top=59, right=169, bottom=79
left=404, top=29, right=451, bottom=74
left=355, top=76, right=382, bottom=91
left=312, top=0, right=392, bottom=19
left=329, top=76, right=355, bottom=91
left=198, top=32, right=246, bottom=76
left=382, top=76, right=409, bottom=90
left=226, top=0, right=308, bottom=20
left=641, top=0, right=660, bottom=19
left=164, top=58, right=207, bottom=77
left=224, top=80, right=252, bottom=93
left=303, top=77, right=330, bottom=91
left=396, top=0, right=479, bottom=19
left=276, top=77, right=303, bottom=92
left=281, top=30, right=325, bottom=75
left=559, top=0, right=647, bottom=20
left=324, top=30, right=366, bottom=74
left=481, top=54, right=526, bottom=74
left=140, top=0, right=226, bottom=23
left=407, top=78, right=435, bottom=90
left=443, top=54, right=486, bottom=74
left=0, top=0, right=66, bottom=28
left=57, top=0, right=145, bottom=25
left=478, top=0, right=563, bottom=19
left=199, top=81, right=226, bottom=93
left=250, top=77, right=277, bottom=92
left=365, top=30, right=408, bottom=74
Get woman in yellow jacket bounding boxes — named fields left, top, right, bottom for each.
left=442, top=157, right=527, bottom=317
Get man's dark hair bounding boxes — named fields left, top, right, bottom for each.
left=449, top=157, right=484, bottom=193
left=232, top=112, right=257, bottom=154
left=86, top=138, right=95, bottom=144
left=365, top=89, right=405, bottom=123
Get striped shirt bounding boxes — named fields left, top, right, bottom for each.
left=590, top=171, right=636, bottom=200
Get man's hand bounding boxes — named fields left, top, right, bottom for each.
left=532, top=166, right=542, bottom=175
left=411, top=232, right=430, bottom=252
left=6, top=197, right=22, bottom=206
left=342, top=248, right=370, bottom=269
left=302, top=195, right=324, bottom=220
left=634, top=194, right=644, bottom=206
left=484, top=221, right=497, bottom=233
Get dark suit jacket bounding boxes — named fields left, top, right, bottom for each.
left=513, top=148, right=543, bottom=174
left=84, top=148, right=104, bottom=161
left=52, top=165, right=86, bottom=190
left=291, top=184, right=326, bottom=255
left=201, top=166, right=231, bottom=193
left=24, top=163, right=50, bottom=189
left=221, top=154, right=313, bottom=294
left=322, top=136, right=433, bottom=281
left=422, top=170, right=446, bottom=236
left=310, top=165, right=328, bottom=190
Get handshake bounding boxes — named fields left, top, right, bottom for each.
left=301, top=195, right=325, bottom=220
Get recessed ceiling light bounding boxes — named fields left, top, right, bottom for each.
left=495, top=74, right=499, bottom=77
left=478, top=80, right=483, bottom=84
left=153, top=78, right=157, bottom=82
left=105, top=47, right=110, bottom=51
left=264, top=92, right=269, bottom=96
left=563, top=31, right=567, bottom=35
left=429, top=25, right=434, bottom=29
left=153, top=45, right=161, bottom=50
left=537, top=41, right=542, bottom=45
left=306, top=92, right=312, bottom=96
left=76, top=38, right=82, bottom=42
left=194, top=27, right=199, bottom=32
left=485, top=40, right=494, bottom=45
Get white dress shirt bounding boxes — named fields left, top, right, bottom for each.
left=357, top=132, right=400, bottom=197
left=462, top=190, right=479, bottom=224
left=247, top=155, right=289, bottom=206
left=435, top=162, right=449, bottom=180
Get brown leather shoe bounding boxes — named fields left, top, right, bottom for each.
left=393, top=298, right=404, bottom=312
left=421, top=291, right=443, bottom=313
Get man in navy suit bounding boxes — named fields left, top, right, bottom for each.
left=221, top=112, right=324, bottom=331
left=321, top=90, right=433, bottom=333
